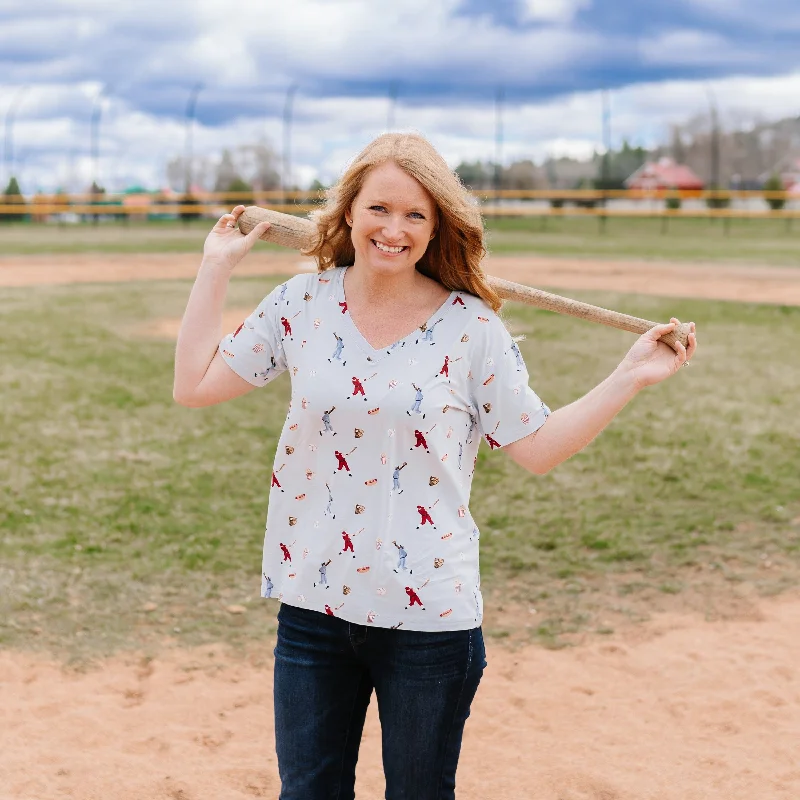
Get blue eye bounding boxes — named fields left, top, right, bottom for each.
left=369, top=205, right=386, bottom=212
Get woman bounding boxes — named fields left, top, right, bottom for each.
left=173, top=133, right=697, bottom=799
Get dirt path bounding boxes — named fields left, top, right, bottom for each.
left=2, top=594, right=799, bottom=799
left=3, top=252, right=800, bottom=306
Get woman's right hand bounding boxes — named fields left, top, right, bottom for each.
left=202, top=205, right=272, bottom=272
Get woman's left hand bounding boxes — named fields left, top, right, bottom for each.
left=618, top=318, right=698, bottom=391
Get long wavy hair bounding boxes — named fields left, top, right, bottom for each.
left=303, top=132, right=502, bottom=313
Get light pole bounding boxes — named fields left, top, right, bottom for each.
left=282, top=83, right=298, bottom=204
left=387, top=81, right=398, bottom=131
left=3, top=85, right=29, bottom=191
left=90, top=85, right=113, bottom=223
left=494, top=85, right=504, bottom=203
left=705, top=84, right=720, bottom=191
left=184, top=82, right=203, bottom=194
left=600, top=88, right=611, bottom=232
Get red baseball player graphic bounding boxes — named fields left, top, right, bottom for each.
left=485, top=421, right=502, bottom=450
left=334, top=447, right=357, bottom=475
left=404, top=578, right=429, bottom=610
left=410, top=424, right=436, bottom=453
left=416, top=499, right=439, bottom=529
left=437, top=354, right=461, bottom=380
left=406, top=587, right=424, bottom=607
left=233, top=320, right=248, bottom=337
left=279, top=311, right=301, bottom=340
left=348, top=372, right=377, bottom=401
left=339, top=301, right=347, bottom=314
left=324, top=602, right=345, bottom=616
left=279, top=540, right=296, bottom=563
left=271, top=463, right=286, bottom=491
left=452, top=294, right=466, bottom=307
left=339, top=527, right=364, bottom=557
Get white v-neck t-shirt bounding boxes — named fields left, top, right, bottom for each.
left=219, top=265, right=550, bottom=631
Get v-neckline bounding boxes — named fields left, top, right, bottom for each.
left=337, top=265, right=456, bottom=362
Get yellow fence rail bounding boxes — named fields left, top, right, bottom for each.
left=0, top=189, right=797, bottom=219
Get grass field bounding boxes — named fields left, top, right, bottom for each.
left=2, top=274, right=798, bottom=658
left=2, top=216, right=800, bottom=264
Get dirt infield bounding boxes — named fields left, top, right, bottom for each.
left=3, top=594, right=799, bottom=799
left=3, top=251, right=800, bottom=306
left=4, top=252, right=800, bottom=799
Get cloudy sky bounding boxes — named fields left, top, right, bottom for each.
left=4, top=0, right=800, bottom=192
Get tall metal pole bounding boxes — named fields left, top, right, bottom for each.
left=184, top=82, right=203, bottom=194
left=600, top=89, right=611, bottom=232
left=90, top=85, right=112, bottom=194
left=494, top=85, right=504, bottom=202
left=282, top=83, right=298, bottom=204
left=705, top=84, right=720, bottom=190
left=387, top=81, right=398, bottom=131
left=3, top=85, right=29, bottom=190
left=601, top=89, right=611, bottom=186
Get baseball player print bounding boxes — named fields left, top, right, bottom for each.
left=324, top=482, right=336, bottom=519
left=405, top=578, right=429, bottom=610
left=334, top=448, right=357, bottom=476
left=416, top=500, right=438, bottom=529
left=328, top=332, right=346, bottom=365
left=262, top=574, right=274, bottom=597
left=484, top=421, right=502, bottom=450
left=339, top=528, right=363, bottom=557
left=320, top=406, right=337, bottom=436
left=280, top=311, right=301, bottom=340
left=392, top=540, right=412, bottom=574
left=416, top=317, right=444, bottom=345
left=391, top=462, right=407, bottom=494
left=451, top=294, right=466, bottom=309
left=279, top=541, right=295, bottom=563
left=411, top=424, right=436, bottom=454
left=255, top=355, right=277, bottom=381
left=271, top=463, right=286, bottom=491
left=274, top=283, right=289, bottom=305
left=314, top=560, right=332, bottom=588
left=505, top=340, right=524, bottom=371
left=406, top=383, right=426, bottom=418
left=347, top=372, right=377, bottom=401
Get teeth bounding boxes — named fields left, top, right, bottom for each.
left=373, top=240, right=405, bottom=254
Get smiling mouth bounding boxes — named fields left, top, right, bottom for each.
left=371, top=239, right=408, bottom=255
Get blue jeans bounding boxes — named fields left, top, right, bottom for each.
left=273, top=603, right=487, bottom=800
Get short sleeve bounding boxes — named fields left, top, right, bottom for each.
left=469, top=312, right=550, bottom=448
left=218, top=283, right=288, bottom=388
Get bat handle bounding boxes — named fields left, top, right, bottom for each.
left=489, top=277, right=691, bottom=352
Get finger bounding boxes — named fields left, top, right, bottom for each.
left=686, top=331, right=697, bottom=358
left=241, top=220, right=272, bottom=249
left=648, top=321, right=677, bottom=340
left=215, top=213, right=236, bottom=230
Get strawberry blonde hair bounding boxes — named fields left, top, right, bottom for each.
left=303, top=132, right=502, bottom=313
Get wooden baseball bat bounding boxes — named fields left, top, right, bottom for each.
left=238, top=206, right=691, bottom=351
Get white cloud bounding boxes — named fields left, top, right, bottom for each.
left=519, top=0, right=591, bottom=24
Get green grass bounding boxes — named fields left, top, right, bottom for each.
left=3, top=216, right=800, bottom=263
left=1, top=276, right=799, bottom=658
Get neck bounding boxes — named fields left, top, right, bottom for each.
left=344, top=262, right=423, bottom=305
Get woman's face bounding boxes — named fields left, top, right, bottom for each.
left=347, top=160, right=437, bottom=276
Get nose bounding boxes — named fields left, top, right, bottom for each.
left=381, top=215, right=406, bottom=242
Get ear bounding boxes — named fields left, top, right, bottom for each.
left=345, top=208, right=353, bottom=226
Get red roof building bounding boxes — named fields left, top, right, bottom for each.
left=625, top=158, right=705, bottom=190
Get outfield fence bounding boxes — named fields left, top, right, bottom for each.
left=1, top=189, right=798, bottom=223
